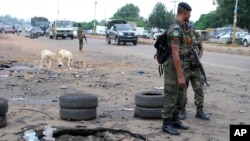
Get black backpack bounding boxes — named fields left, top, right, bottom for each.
left=154, top=30, right=171, bottom=76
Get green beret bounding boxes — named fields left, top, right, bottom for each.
left=178, top=2, right=192, bottom=11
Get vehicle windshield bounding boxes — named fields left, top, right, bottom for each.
left=5, top=27, right=12, bottom=30
left=55, top=21, right=73, bottom=28
left=115, top=24, right=132, bottom=30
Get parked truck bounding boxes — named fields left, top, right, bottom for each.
left=49, top=20, right=74, bottom=40
left=31, top=17, right=50, bottom=35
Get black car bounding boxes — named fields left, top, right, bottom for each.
left=106, top=24, right=138, bottom=45
left=25, top=27, right=44, bottom=38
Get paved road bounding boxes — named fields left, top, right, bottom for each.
left=16, top=35, right=250, bottom=71
left=82, top=38, right=250, bottom=71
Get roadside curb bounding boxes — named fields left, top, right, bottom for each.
left=86, top=35, right=250, bottom=56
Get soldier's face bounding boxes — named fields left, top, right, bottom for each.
left=184, top=11, right=191, bottom=22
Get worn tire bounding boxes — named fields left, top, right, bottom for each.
left=60, top=108, right=96, bottom=121
left=0, top=98, right=8, bottom=116
left=135, top=91, right=163, bottom=108
left=0, top=114, right=7, bottom=128
left=59, top=94, right=98, bottom=109
left=134, top=106, right=162, bottom=119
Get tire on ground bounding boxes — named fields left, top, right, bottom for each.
left=59, top=94, right=98, bottom=109
left=0, top=98, right=8, bottom=116
left=60, top=108, right=96, bottom=121
left=135, top=91, right=163, bottom=108
left=134, top=106, right=162, bottom=119
left=0, top=114, right=7, bottom=128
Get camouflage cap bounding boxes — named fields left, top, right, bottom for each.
left=178, top=2, right=192, bottom=11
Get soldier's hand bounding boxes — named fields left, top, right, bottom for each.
left=178, top=76, right=186, bottom=88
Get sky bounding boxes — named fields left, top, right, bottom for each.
left=0, top=0, right=217, bottom=23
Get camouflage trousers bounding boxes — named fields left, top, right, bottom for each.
left=79, top=39, right=83, bottom=50
left=162, top=58, right=185, bottom=119
left=183, top=63, right=205, bottom=107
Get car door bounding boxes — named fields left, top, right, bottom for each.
left=109, top=26, right=116, bottom=40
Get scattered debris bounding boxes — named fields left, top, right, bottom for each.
left=153, top=86, right=164, bottom=90
left=239, top=109, right=246, bottom=113
left=19, top=108, right=50, bottom=117
left=23, top=129, right=39, bottom=141
left=0, top=75, right=8, bottom=78
left=60, top=85, right=68, bottom=89
left=10, top=98, right=27, bottom=101
left=121, top=108, right=134, bottom=112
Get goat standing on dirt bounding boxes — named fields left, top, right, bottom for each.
left=58, top=49, right=73, bottom=70
left=40, top=50, right=58, bottom=69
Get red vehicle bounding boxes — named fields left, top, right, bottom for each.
left=3, top=26, right=15, bottom=34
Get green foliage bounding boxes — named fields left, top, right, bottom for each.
left=196, top=0, right=250, bottom=31
left=194, top=12, right=219, bottom=30
left=148, top=2, right=174, bottom=29
left=111, top=3, right=148, bottom=29
left=112, top=3, right=140, bottom=21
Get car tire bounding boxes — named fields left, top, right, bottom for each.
left=106, top=36, right=111, bottom=44
left=0, top=98, right=8, bottom=116
left=134, top=106, right=162, bottom=119
left=56, top=35, right=58, bottom=40
left=59, top=94, right=98, bottom=109
left=71, top=36, right=74, bottom=40
left=0, top=114, right=7, bottom=128
left=243, top=40, right=248, bottom=47
left=115, top=37, right=120, bottom=45
left=135, top=91, right=163, bottom=108
left=133, top=41, right=137, bottom=46
left=60, top=108, right=96, bottom=121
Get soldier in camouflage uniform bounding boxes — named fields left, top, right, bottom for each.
left=77, top=23, right=84, bottom=53
left=161, top=2, right=191, bottom=135
left=179, top=22, right=210, bottom=120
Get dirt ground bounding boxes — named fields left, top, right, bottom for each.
left=0, top=33, right=250, bottom=141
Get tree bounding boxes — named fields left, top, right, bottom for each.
left=215, top=0, right=250, bottom=31
left=111, top=3, right=148, bottom=29
left=112, top=3, right=140, bottom=21
left=148, top=2, right=174, bottom=30
left=194, top=12, right=219, bottom=30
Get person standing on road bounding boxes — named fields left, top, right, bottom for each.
left=77, top=23, right=84, bottom=53
left=161, top=2, right=191, bottom=135
left=51, top=24, right=56, bottom=38
left=179, top=22, right=210, bottom=120
left=16, top=25, right=20, bottom=36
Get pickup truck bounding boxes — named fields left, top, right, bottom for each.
left=106, top=19, right=138, bottom=45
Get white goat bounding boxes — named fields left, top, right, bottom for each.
left=40, top=50, right=57, bottom=69
left=58, top=49, right=73, bottom=70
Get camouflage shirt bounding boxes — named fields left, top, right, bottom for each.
left=77, top=27, right=83, bottom=39
left=185, top=29, right=202, bottom=62
left=167, top=19, right=186, bottom=57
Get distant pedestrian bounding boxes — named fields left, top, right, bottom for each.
left=77, top=23, right=84, bottom=53
left=16, top=25, right=20, bottom=36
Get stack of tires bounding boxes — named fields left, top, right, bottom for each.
left=0, top=98, right=8, bottom=128
left=59, top=93, right=98, bottom=121
left=134, top=91, right=164, bottom=119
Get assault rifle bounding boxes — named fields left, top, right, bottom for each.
left=192, top=49, right=209, bottom=86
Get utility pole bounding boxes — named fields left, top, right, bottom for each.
left=171, top=0, right=179, bottom=16
left=57, top=0, right=60, bottom=19
left=231, top=0, right=238, bottom=45
left=94, top=0, right=97, bottom=34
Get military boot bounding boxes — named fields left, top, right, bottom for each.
left=162, top=118, right=180, bottom=135
left=196, top=106, right=210, bottom=120
left=179, top=106, right=186, bottom=120
left=172, top=113, right=189, bottom=130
